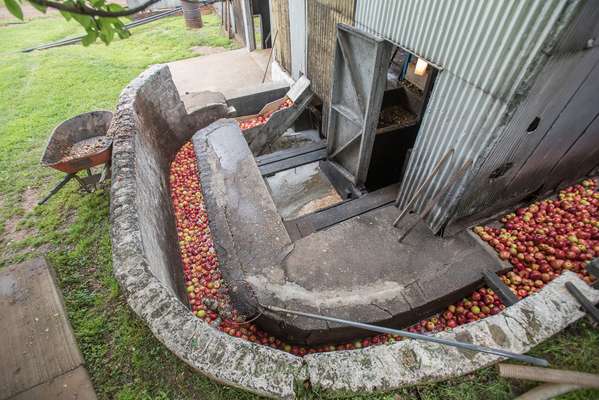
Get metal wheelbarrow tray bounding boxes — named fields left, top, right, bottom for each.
left=38, top=110, right=113, bottom=205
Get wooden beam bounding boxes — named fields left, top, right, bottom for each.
left=260, top=148, right=327, bottom=176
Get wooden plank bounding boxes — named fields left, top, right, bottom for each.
left=0, top=258, right=88, bottom=400
left=483, top=271, right=519, bottom=306
left=289, top=183, right=399, bottom=238
left=259, top=148, right=327, bottom=177
left=256, top=141, right=326, bottom=167
left=249, top=91, right=314, bottom=155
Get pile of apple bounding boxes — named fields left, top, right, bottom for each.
left=237, top=98, right=293, bottom=131
left=475, top=179, right=598, bottom=295
left=407, top=288, right=506, bottom=334
left=171, top=142, right=597, bottom=352
left=411, top=178, right=598, bottom=335
left=170, top=142, right=403, bottom=354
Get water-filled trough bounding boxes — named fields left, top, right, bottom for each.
left=109, top=65, right=599, bottom=399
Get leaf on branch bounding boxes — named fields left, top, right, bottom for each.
left=106, top=3, right=124, bottom=11
left=71, top=12, right=94, bottom=28
left=5, top=0, right=24, bottom=20
left=98, top=17, right=114, bottom=44
left=88, top=0, right=105, bottom=8
left=30, top=1, right=48, bottom=13
left=59, top=10, right=72, bottom=20
left=81, top=30, right=98, bottom=46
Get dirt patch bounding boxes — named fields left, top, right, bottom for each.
left=1, top=187, right=40, bottom=247
left=21, top=187, right=39, bottom=213
left=191, top=46, right=228, bottom=56
left=2, top=216, right=35, bottom=244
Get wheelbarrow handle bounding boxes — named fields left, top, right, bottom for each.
left=38, top=173, right=75, bottom=205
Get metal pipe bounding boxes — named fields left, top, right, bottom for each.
left=397, top=158, right=471, bottom=242
left=261, top=30, right=278, bottom=83
left=265, top=305, right=549, bottom=367
left=393, top=148, right=454, bottom=226
left=22, top=7, right=182, bottom=52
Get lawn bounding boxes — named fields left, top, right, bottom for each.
left=0, top=8, right=598, bottom=400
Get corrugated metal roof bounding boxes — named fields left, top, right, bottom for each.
left=354, top=0, right=583, bottom=232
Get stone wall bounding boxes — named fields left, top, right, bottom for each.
left=109, top=65, right=599, bottom=399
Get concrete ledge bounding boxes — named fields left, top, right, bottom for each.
left=109, top=65, right=305, bottom=399
left=303, top=272, right=599, bottom=395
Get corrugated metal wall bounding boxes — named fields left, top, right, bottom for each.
left=354, top=0, right=586, bottom=232
left=306, top=0, right=355, bottom=106
left=271, top=0, right=292, bottom=73
left=456, top=0, right=599, bottom=226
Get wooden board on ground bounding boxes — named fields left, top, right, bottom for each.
left=0, top=258, right=96, bottom=400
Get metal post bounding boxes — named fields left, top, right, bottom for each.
left=393, top=148, right=454, bottom=226
left=265, top=305, right=549, bottom=367
left=262, top=30, right=278, bottom=83
left=397, top=159, right=472, bottom=242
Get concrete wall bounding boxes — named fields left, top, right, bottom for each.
left=109, top=65, right=599, bottom=399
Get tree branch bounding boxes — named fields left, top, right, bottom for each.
left=26, top=0, right=215, bottom=17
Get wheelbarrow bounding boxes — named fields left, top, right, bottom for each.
left=38, top=110, right=113, bottom=205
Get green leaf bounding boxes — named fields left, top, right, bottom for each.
left=4, top=0, right=24, bottom=20
left=59, top=10, right=72, bottom=20
left=89, top=0, right=105, bottom=7
left=71, top=13, right=93, bottom=28
left=98, top=18, right=114, bottom=44
left=106, top=3, right=124, bottom=12
left=30, top=1, right=47, bottom=13
left=115, top=27, right=130, bottom=39
left=81, top=30, right=98, bottom=46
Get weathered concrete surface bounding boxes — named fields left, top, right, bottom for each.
left=0, top=258, right=96, bottom=400
left=266, top=162, right=342, bottom=220
left=8, top=367, right=96, bottom=400
left=109, top=65, right=305, bottom=399
left=194, top=121, right=504, bottom=344
left=304, top=272, right=599, bottom=395
left=169, top=48, right=275, bottom=99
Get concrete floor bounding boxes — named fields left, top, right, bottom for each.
left=168, top=48, right=274, bottom=99
left=266, top=162, right=342, bottom=220
left=0, top=258, right=96, bottom=400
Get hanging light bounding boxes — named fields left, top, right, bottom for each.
left=414, top=57, right=428, bottom=76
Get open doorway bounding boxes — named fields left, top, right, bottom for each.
left=366, top=47, right=438, bottom=191
left=325, top=24, right=438, bottom=198
left=251, top=0, right=272, bottom=50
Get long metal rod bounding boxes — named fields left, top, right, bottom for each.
left=265, top=305, right=549, bottom=367
left=261, top=30, right=278, bottom=83
left=397, top=158, right=472, bottom=242
left=393, top=148, right=454, bottom=226
left=22, top=7, right=182, bottom=52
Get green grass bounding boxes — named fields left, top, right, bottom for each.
left=1, top=10, right=598, bottom=400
